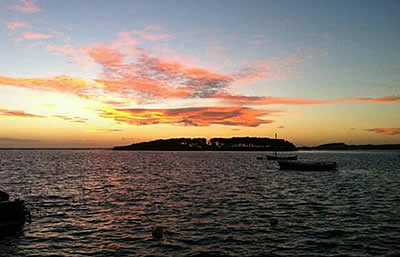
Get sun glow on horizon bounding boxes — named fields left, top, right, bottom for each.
left=1, top=0, right=399, bottom=147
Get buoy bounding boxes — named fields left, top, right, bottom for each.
left=152, top=226, right=163, bottom=238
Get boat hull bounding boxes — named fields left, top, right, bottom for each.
left=278, top=160, right=337, bottom=171
left=267, top=155, right=297, bottom=160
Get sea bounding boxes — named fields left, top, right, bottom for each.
left=0, top=150, right=399, bottom=257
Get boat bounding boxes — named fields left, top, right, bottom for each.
left=0, top=191, right=30, bottom=231
left=278, top=160, right=337, bottom=171
left=266, top=155, right=297, bottom=160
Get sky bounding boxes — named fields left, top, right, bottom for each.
left=0, top=0, right=399, bottom=147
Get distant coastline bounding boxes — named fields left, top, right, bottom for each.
left=298, top=143, right=400, bottom=151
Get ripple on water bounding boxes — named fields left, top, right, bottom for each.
left=0, top=150, right=400, bottom=256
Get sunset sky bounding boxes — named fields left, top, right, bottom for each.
left=1, top=0, right=399, bottom=147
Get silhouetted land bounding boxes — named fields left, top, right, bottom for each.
left=298, top=143, right=400, bottom=151
left=0, top=148, right=109, bottom=150
left=113, top=137, right=297, bottom=151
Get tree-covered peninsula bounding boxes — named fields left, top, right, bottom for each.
left=113, top=137, right=297, bottom=151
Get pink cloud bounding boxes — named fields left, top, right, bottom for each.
left=86, top=47, right=124, bottom=66
left=23, top=32, right=53, bottom=40
left=141, top=33, right=170, bottom=41
left=41, top=30, right=304, bottom=101
left=364, top=128, right=400, bottom=136
left=46, top=44, right=75, bottom=55
left=82, top=34, right=309, bottom=101
left=84, top=45, right=233, bottom=99
left=12, top=0, right=41, bottom=13
left=231, top=54, right=305, bottom=84
left=233, top=48, right=326, bottom=84
left=7, top=22, right=27, bottom=30
left=46, top=44, right=94, bottom=69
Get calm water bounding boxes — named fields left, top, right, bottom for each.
left=0, top=150, right=399, bottom=257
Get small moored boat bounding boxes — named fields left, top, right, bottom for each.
left=278, top=160, right=337, bottom=171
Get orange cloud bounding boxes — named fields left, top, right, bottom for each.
left=364, top=128, right=400, bottom=136
left=12, top=0, right=40, bottom=13
left=0, top=108, right=44, bottom=118
left=99, top=106, right=280, bottom=127
left=0, top=108, right=89, bottom=124
left=0, top=74, right=99, bottom=98
left=7, top=22, right=27, bottom=30
left=23, top=32, right=53, bottom=40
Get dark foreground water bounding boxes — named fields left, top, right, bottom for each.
left=0, top=150, right=400, bottom=257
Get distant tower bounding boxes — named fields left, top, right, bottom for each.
left=275, top=133, right=277, bottom=140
